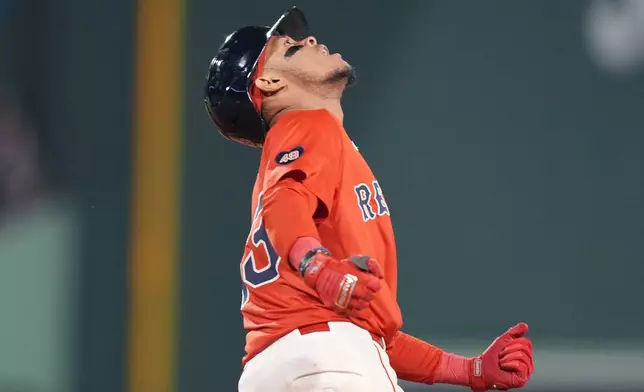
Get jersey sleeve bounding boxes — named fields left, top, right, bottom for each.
left=262, top=179, right=321, bottom=261
left=262, top=111, right=343, bottom=218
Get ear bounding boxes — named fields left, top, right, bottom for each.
left=254, top=75, right=286, bottom=94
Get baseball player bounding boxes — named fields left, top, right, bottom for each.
left=204, top=7, right=534, bottom=392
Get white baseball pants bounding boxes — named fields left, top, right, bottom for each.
left=238, top=321, right=405, bottom=392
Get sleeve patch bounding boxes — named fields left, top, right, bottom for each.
left=275, top=146, right=304, bottom=165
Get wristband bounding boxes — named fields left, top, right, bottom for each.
left=299, top=247, right=331, bottom=277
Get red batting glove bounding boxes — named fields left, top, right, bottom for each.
left=470, top=322, right=535, bottom=391
left=299, top=248, right=384, bottom=315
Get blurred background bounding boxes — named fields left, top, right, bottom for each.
left=1, top=0, right=643, bottom=391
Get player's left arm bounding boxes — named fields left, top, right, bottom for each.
left=259, top=112, right=384, bottom=314
left=387, top=323, right=534, bottom=391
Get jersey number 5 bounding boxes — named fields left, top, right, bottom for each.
left=241, top=193, right=281, bottom=291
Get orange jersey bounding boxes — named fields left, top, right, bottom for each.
left=239, top=109, right=402, bottom=364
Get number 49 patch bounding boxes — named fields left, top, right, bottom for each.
left=275, top=146, right=304, bottom=165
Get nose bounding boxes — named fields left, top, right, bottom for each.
left=301, top=36, right=317, bottom=46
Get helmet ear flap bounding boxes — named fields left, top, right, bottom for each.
left=204, top=26, right=270, bottom=147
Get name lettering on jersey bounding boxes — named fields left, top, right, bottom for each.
left=275, top=146, right=304, bottom=165
left=354, top=180, right=390, bottom=222
left=372, top=180, right=389, bottom=216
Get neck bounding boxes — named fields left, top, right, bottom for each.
left=266, top=82, right=346, bottom=127
left=269, top=97, right=344, bottom=127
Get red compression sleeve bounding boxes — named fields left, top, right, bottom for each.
left=387, top=331, right=444, bottom=384
left=387, top=331, right=471, bottom=386
left=262, top=178, right=322, bottom=270
left=434, top=352, right=470, bottom=386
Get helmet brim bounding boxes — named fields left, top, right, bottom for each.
left=250, top=7, right=310, bottom=83
left=269, top=7, right=309, bottom=42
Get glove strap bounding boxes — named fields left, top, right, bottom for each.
left=470, top=358, right=487, bottom=391
left=299, top=247, right=331, bottom=277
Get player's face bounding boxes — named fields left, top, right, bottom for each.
left=265, top=35, right=355, bottom=87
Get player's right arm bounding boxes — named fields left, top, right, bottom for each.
left=386, top=324, right=534, bottom=391
left=260, top=111, right=383, bottom=314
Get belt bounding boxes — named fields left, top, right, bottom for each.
left=298, top=322, right=386, bottom=349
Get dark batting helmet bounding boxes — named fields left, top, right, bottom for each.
left=204, top=7, right=309, bottom=148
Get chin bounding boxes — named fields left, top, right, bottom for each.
left=326, top=63, right=357, bottom=88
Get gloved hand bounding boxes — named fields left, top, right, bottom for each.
left=299, top=248, right=384, bottom=314
left=470, top=322, right=534, bottom=391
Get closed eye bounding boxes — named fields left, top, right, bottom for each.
left=285, top=45, right=303, bottom=58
